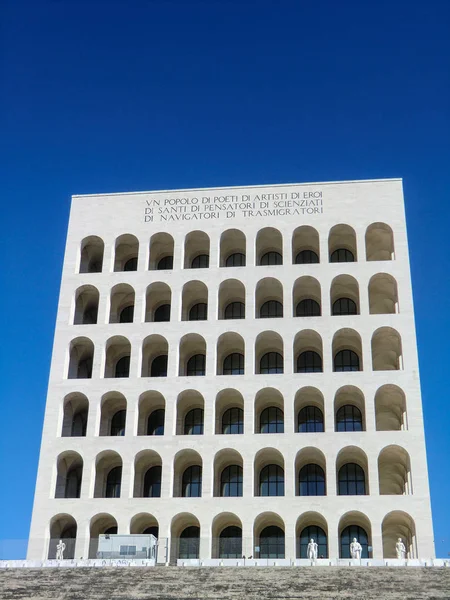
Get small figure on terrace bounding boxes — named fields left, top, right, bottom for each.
left=350, top=538, right=362, bottom=559
left=396, top=538, right=406, bottom=560
left=307, top=538, right=318, bottom=561
left=56, top=539, right=66, bottom=560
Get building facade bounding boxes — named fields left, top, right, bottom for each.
left=27, top=179, right=435, bottom=562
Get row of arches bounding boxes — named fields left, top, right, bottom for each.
left=62, top=385, right=408, bottom=439
left=49, top=509, right=417, bottom=561
left=79, top=223, right=395, bottom=273
left=55, top=444, right=412, bottom=500
left=68, top=327, right=404, bottom=379
left=74, top=273, right=399, bottom=325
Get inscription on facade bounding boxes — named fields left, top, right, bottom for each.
left=144, top=190, right=323, bottom=222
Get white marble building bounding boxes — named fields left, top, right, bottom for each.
left=27, top=179, right=435, bottom=562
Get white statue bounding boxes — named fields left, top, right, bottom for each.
left=350, top=538, right=362, bottom=560
left=56, top=539, right=66, bottom=560
left=396, top=538, right=406, bottom=560
left=307, top=538, right=318, bottom=561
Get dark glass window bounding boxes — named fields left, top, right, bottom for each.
left=338, top=463, right=366, bottom=495
left=65, top=468, right=81, bottom=498
left=260, top=352, right=283, bottom=374
left=299, top=526, right=327, bottom=559
left=260, top=251, right=282, bottom=266
left=182, top=465, right=202, bottom=497
left=184, top=408, right=204, bottom=435
left=334, top=350, right=360, bottom=372
left=143, top=526, right=159, bottom=538
left=110, top=410, right=126, bottom=436
left=296, top=299, right=321, bottom=317
left=330, top=248, right=354, bottom=263
left=179, top=526, right=200, bottom=558
left=219, top=526, right=242, bottom=558
left=226, top=253, right=246, bottom=267
left=223, top=353, right=244, bottom=375
left=186, top=354, right=206, bottom=376
left=154, top=304, right=171, bottom=322
left=260, top=406, right=284, bottom=433
left=151, top=355, right=168, bottom=377
left=295, top=250, right=319, bottom=264
left=71, top=411, right=87, bottom=437
left=220, top=465, right=243, bottom=497
left=191, top=254, right=209, bottom=268
left=189, top=303, right=207, bottom=321
left=77, top=358, right=92, bottom=379
left=298, top=406, right=324, bottom=433
left=224, top=302, right=245, bottom=319
left=105, top=466, right=122, bottom=498
left=297, top=351, right=322, bottom=373
left=299, top=464, right=326, bottom=496
left=157, top=256, right=173, bottom=270
left=115, top=356, right=130, bottom=378
left=259, top=464, right=284, bottom=496
left=147, top=409, right=165, bottom=435
left=332, top=298, right=357, bottom=316
left=82, top=306, right=98, bottom=324
left=143, top=466, right=161, bottom=498
left=124, top=257, right=138, bottom=271
left=222, top=407, right=244, bottom=434
left=340, top=526, right=369, bottom=558
left=259, top=526, right=285, bottom=558
left=260, top=300, right=283, bottom=318
left=336, top=405, right=363, bottom=432
left=119, top=305, right=134, bottom=323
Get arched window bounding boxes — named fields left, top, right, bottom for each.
left=340, top=525, right=369, bottom=558
left=222, top=407, right=244, bottom=434
left=260, top=300, right=283, bottom=318
left=260, top=407, right=284, bottom=433
left=115, top=356, right=130, bottom=378
left=157, top=255, right=173, bottom=270
left=260, top=251, right=282, bottom=266
left=330, top=248, right=354, bottom=263
left=334, top=350, right=360, bottom=372
left=224, top=302, right=245, bottom=319
left=110, top=410, right=126, bottom=436
left=124, top=257, right=138, bottom=271
left=154, top=304, right=170, bottom=322
left=65, top=468, right=82, bottom=498
left=220, top=465, right=243, bottom=497
left=119, top=305, right=134, bottom=323
left=336, top=405, right=363, bottom=432
left=299, top=464, right=325, bottom=496
left=226, top=253, right=246, bottom=267
left=332, top=298, right=357, bottom=316
left=182, top=465, right=202, bottom=497
left=295, top=250, right=319, bottom=264
left=223, top=353, right=244, bottom=375
left=338, top=463, right=366, bottom=495
left=184, top=408, right=204, bottom=435
left=143, top=466, right=162, bottom=498
left=188, top=303, right=207, bottom=321
left=179, top=526, right=200, bottom=558
left=259, top=526, right=285, bottom=558
left=298, top=406, right=324, bottom=433
left=260, top=352, right=283, bottom=374
left=147, top=409, right=165, bottom=435
left=219, top=526, right=242, bottom=558
left=297, top=351, right=322, bottom=373
left=296, top=299, right=320, bottom=317
left=151, top=355, right=168, bottom=377
left=191, top=254, right=209, bottom=268
left=260, top=464, right=284, bottom=496
left=299, top=526, right=327, bottom=558
left=71, top=411, right=87, bottom=437
left=105, top=466, right=122, bottom=498
left=186, top=354, right=206, bottom=376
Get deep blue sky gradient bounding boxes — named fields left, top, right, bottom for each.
left=1, top=0, right=449, bottom=558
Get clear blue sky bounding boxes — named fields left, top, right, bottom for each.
left=1, top=0, right=449, bottom=559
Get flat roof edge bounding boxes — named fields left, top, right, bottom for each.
left=72, top=178, right=403, bottom=199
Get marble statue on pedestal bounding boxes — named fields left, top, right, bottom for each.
left=396, top=538, right=407, bottom=560
left=307, top=538, right=318, bottom=562
left=56, top=540, right=66, bottom=560
left=350, top=538, right=362, bottom=560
